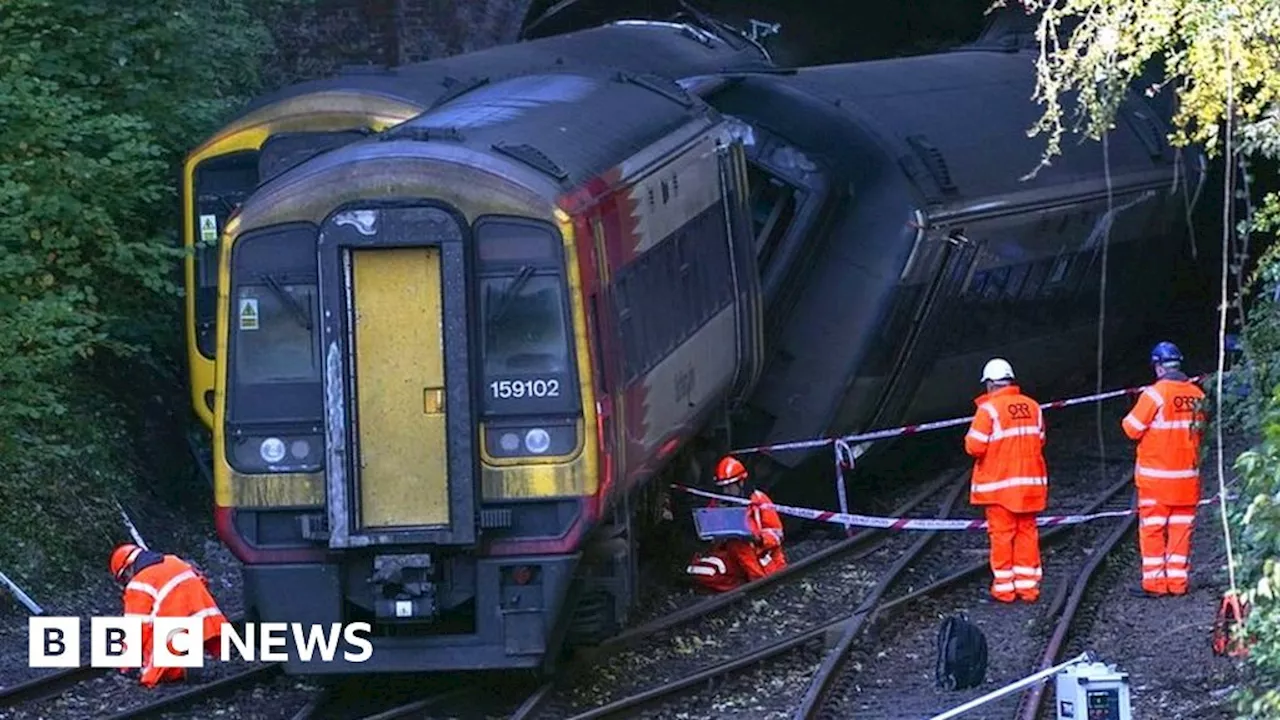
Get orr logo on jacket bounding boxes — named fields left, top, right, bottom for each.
left=28, top=617, right=373, bottom=668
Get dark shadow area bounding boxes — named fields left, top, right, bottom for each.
left=521, top=0, right=1020, bottom=66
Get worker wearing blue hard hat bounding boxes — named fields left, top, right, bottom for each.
left=1121, top=341, right=1206, bottom=597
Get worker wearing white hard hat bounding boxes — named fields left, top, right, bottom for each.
left=964, top=358, right=1050, bottom=603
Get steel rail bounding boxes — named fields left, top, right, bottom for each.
left=349, top=685, right=475, bottom=720
left=1014, top=495, right=1137, bottom=720
left=0, top=613, right=248, bottom=709
left=510, top=472, right=956, bottom=720
left=793, top=475, right=968, bottom=718
left=554, top=473, right=973, bottom=720
left=99, top=663, right=281, bottom=720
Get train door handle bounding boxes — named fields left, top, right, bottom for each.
left=423, top=387, right=445, bottom=415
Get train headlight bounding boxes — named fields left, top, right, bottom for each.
left=524, top=428, right=551, bottom=454
left=289, top=439, right=311, bottom=459
left=259, top=437, right=287, bottom=463
left=500, top=433, right=521, bottom=452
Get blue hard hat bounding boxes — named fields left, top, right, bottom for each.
left=1150, top=341, right=1183, bottom=365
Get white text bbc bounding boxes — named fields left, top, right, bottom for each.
left=29, top=617, right=373, bottom=668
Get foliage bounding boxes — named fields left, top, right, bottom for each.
left=997, top=0, right=1280, bottom=715
left=0, top=0, right=275, bottom=588
left=997, top=0, right=1280, bottom=175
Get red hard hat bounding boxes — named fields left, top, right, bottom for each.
left=714, top=455, right=748, bottom=486
left=109, top=543, right=143, bottom=582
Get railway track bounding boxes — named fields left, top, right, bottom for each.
left=0, top=614, right=265, bottom=718
left=798, top=471, right=1138, bottom=719
left=510, top=468, right=973, bottom=720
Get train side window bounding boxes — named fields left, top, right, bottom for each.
left=746, top=163, right=799, bottom=271
left=983, top=266, right=1010, bottom=302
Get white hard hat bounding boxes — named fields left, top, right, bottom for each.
left=981, top=358, right=1015, bottom=383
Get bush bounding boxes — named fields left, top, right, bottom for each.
left=0, top=0, right=277, bottom=589
left=1227, top=201, right=1280, bottom=718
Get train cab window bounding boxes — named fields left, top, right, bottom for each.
left=983, top=266, right=1011, bottom=302
left=193, top=151, right=259, bottom=358
left=234, top=284, right=320, bottom=385
left=475, top=219, right=579, bottom=416
left=746, top=164, right=800, bottom=271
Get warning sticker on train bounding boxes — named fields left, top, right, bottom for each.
left=238, top=297, right=259, bottom=331
left=199, top=214, right=218, bottom=244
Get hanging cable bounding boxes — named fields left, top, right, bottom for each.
left=1216, top=18, right=1240, bottom=599
left=1095, top=131, right=1112, bottom=484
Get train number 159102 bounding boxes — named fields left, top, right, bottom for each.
left=490, top=378, right=561, bottom=399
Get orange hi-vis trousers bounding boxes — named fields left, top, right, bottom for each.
left=1138, top=494, right=1197, bottom=595
left=985, top=505, right=1042, bottom=602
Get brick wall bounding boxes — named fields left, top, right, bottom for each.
left=258, top=0, right=533, bottom=88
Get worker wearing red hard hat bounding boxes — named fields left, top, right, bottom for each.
left=964, top=358, right=1049, bottom=603
left=1122, top=341, right=1206, bottom=597
left=109, top=543, right=228, bottom=687
left=685, top=455, right=788, bottom=592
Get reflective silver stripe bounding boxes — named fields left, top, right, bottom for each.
left=1168, top=515, right=1195, bottom=525
left=1150, top=419, right=1193, bottom=429
left=967, top=430, right=990, bottom=443
left=759, top=553, right=772, bottom=566
left=1123, top=415, right=1147, bottom=432
left=686, top=565, right=715, bottom=576
left=1142, top=557, right=1164, bottom=567
left=990, top=426, right=1041, bottom=441
left=1143, top=387, right=1164, bottom=407
left=1141, top=516, right=1167, bottom=527
left=993, top=582, right=1015, bottom=592
left=1139, top=498, right=1158, bottom=507
left=702, top=556, right=726, bottom=574
left=126, top=581, right=158, bottom=599
left=142, top=570, right=199, bottom=620
left=993, top=569, right=1014, bottom=578
left=972, top=476, right=1047, bottom=493
left=1136, top=466, right=1199, bottom=479
left=1142, top=570, right=1164, bottom=579
left=1166, top=554, right=1189, bottom=563
left=1166, top=568, right=1188, bottom=578
left=1013, top=580, right=1038, bottom=589
left=763, top=529, right=783, bottom=542
left=981, top=403, right=999, bottom=423
left=1012, top=566, right=1042, bottom=577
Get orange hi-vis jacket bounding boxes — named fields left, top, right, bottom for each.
left=964, top=385, right=1048, bottom=513
left=707, top=490, right=787, bottom=578
left=1122, top=376, right=1206, bottom=506
left=123, top=555, right=228, bottom=686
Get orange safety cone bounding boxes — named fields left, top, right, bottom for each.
left=1211, top=592, right=1250, bottom=658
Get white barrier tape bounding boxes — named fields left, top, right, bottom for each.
left=674, top=484, right=1230, bottom=531
left=732, top=375, right=1208, bottom=456
left=0, top=569, right=44, bottom=615
left=115, top=498, right=149, bottom=551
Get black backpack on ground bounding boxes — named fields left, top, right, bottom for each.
left=936, top=614, right=988, bottom=691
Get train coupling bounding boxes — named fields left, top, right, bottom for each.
left=370, top=553, right=438, bottom=621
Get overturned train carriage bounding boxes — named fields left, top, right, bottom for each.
left=213, top=69, right=764, bottom=672
left=185, top=19, right=774, bottom=432
left=689, top=45, right=1203, bottom=471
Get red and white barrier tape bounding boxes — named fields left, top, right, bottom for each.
left=674, top=484, right=1228, bottom=531
left=731, top=375, right=1209, bottom=456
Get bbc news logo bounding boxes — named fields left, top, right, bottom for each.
left=29, top=617, right=373, bottom=668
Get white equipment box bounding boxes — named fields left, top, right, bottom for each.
left=1055, top=661, right=1132, bottom=720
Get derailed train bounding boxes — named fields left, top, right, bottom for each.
left=199, top=20, right=1200, bottom=674
left=183, top=20, right=774, bottom=435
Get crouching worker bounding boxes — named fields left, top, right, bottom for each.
left=109, top=543, right=229, bottom=687
left=685, top=455, right=788, bottom=592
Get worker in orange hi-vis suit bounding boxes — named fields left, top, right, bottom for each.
left=109, top=544, right=229, bottom=687
left=1122, top=341, right=1207, bottom=597
left=685, top=455, right=788, bottom=592
left=964, top=358, right=1049, bottom=604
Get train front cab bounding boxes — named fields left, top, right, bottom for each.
left=214, top=168, right=598, bottom=673
left=185, top=91, right=427, bottom=434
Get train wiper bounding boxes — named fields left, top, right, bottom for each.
left=259, top=273, right=313, bottom=330
left=487, top=265, right=535, bottom=326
